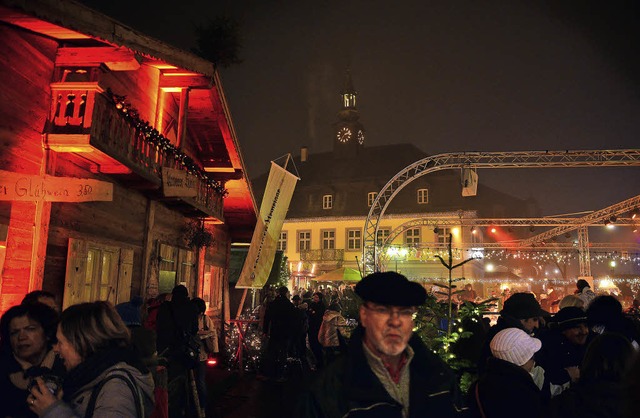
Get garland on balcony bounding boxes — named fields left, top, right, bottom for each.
left=107, top=88, right=227, bottom=197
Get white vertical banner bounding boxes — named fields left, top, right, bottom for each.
left=236, top=161, right=299, bottom=288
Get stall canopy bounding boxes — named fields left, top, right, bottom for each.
left=313, top=267, right=362, bottom=282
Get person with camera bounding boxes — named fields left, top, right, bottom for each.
left=26, top=301, right=155, bottom=417
left=0, top=302, right=64, bottom=418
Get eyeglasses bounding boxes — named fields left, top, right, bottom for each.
left=364, top=304, right=417, bottom=319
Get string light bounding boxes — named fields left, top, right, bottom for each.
left=107, top=88, right=228, bottom=197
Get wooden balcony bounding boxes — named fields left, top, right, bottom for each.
left=45, top=87, right=224, bottom=221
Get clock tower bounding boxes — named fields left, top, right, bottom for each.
left=333, top=70, right=365, bottom=156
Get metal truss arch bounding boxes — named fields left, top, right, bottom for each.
left=363, top=149, right=640, bottom=274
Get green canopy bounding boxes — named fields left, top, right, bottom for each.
left=313, top=267, right=362, bottom=282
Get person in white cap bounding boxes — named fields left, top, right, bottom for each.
left=470, top=327, right=544, bottom=418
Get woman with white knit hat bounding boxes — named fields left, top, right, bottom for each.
left=469, top=327, right=545, bottom=418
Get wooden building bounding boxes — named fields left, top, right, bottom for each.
left=0, top=0, right=257, bottom=319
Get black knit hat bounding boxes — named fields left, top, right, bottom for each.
left=355, top=272, right=426, bottom=307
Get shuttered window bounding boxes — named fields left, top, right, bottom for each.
left=63, top=238, right=133, bottom=309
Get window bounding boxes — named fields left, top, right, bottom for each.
left=158, top=243, right=196, bottom=294
left=367, top=192, right=377, bottom=207
left=347, top=229, right=362, bottom=250
left=376, top=228, right=391, bottom=246
left=277, top=231, right=288, bottom=251
left=417, top=189, right=429, bottom=204
left=322, top=229, right=335, bottom=249
left=405, top=228, right=421, bottom=246
left=437, top=227, right=452, bottom=244
left=323, top=194, right=333, bottom=209
left=63, top=238, right=134, bottom=309
left=297, top=231, right=311, bottom=252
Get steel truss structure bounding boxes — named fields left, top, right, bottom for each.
left=363, top=149, right=640, bottom=274
left=382, top=216, right=636, bottom=246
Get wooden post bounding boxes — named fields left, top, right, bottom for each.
left=197, top=245, right=205, bottom=298
left=29, top=146, right=55, bottom=291
left=142, top=200, right=157, bottom=299
left=176, top=88, right=189, bottom=148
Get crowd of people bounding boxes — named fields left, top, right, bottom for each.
left=258, top=284, right=360, bottom=378
left=0, top=286, right=219, bottom=418
left=2, top=275, right=639, bottom=418
left=259, top=276, right=640, bottom=418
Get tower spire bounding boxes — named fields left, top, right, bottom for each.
left=341, top=69, right=357, bottom=109
left=333, top=68, right=365, bottom=155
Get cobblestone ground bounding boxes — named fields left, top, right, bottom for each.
left=206, top=366, right=312, bottom=418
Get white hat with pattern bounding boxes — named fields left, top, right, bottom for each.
left=490, top=327, right=541, bottom=366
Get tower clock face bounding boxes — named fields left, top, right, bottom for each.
left=337, top=127, right=352, bottom=143
left=357, top=130, right=365, bottom=145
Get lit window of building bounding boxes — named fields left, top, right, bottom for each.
left=277, top=231, right=287, bottom=251
left=417, top=189, right=429, bottom=204
left=437, top=227, right=451, bottom=244
left=323, top=194, right=333, bottom=209
left=322, top=230, right=335, bottom=249
left=376, top=228, right=391, bottom=246
left=347, top=229, right=361, bottom=250
left=367, top=192, right=377, bottom=207
left=297, top=231, right=311, bottom=252
left=405, top=228, right=420, bottom=246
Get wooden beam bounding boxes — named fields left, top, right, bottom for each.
left=160, top=74, right=213, bottom=90
left=56, top=47, right=140, bottom=71
left=141, top=200, right=157, bottom=299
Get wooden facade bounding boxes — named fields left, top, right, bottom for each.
left=0, top=0, right=257, bottom=319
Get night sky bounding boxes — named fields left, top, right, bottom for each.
left=79, top=0, right=639, bottom=216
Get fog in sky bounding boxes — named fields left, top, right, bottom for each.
left=80, top=0, right=639, bottom=216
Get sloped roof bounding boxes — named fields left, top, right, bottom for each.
left=252, top=143, right=537, bottom=219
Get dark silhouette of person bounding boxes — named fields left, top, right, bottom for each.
left=307, top=292, right=326, bottom=369
left=262, top=286, right=296, bottom=380
left=547, top=332, right=635, bottom=418
left=156, top=285, right=198, bottom=417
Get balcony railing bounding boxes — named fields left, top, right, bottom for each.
left=300, top=249, right=345, bottom=262
left=46, top=88, right=223, bottom=220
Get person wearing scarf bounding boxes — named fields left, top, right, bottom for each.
left=0, top=302, right=64, bottom=418
left=26, top=301, right=155, bottom=418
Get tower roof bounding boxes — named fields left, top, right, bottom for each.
left=342, top=69, right=356, bottom=95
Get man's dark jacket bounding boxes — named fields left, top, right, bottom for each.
left=156, top=298, right=198, bottom=362
left=536, top=329, right=588, bottom=386
left=297, top=326, right=463, bottom=418
left=263, top=295, right=296, bottom=341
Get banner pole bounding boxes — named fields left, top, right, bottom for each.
left=235, top=288, right=248, bottom=319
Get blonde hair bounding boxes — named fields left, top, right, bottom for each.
left=60, top=301, right=131, bottom=359
left=559, top=295, right=584, bottom=310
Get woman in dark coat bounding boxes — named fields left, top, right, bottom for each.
left=470, top=328, right=543, bottom=418
left=547, top=332, right=635, bottom=418
left=0, top=303, right=64, bottom=418
left=27, top=301, right=155, bottom=417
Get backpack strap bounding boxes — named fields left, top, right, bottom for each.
left=84, top=368, right=143, bottom=418
left=474, top=382, right=487, bottom=418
